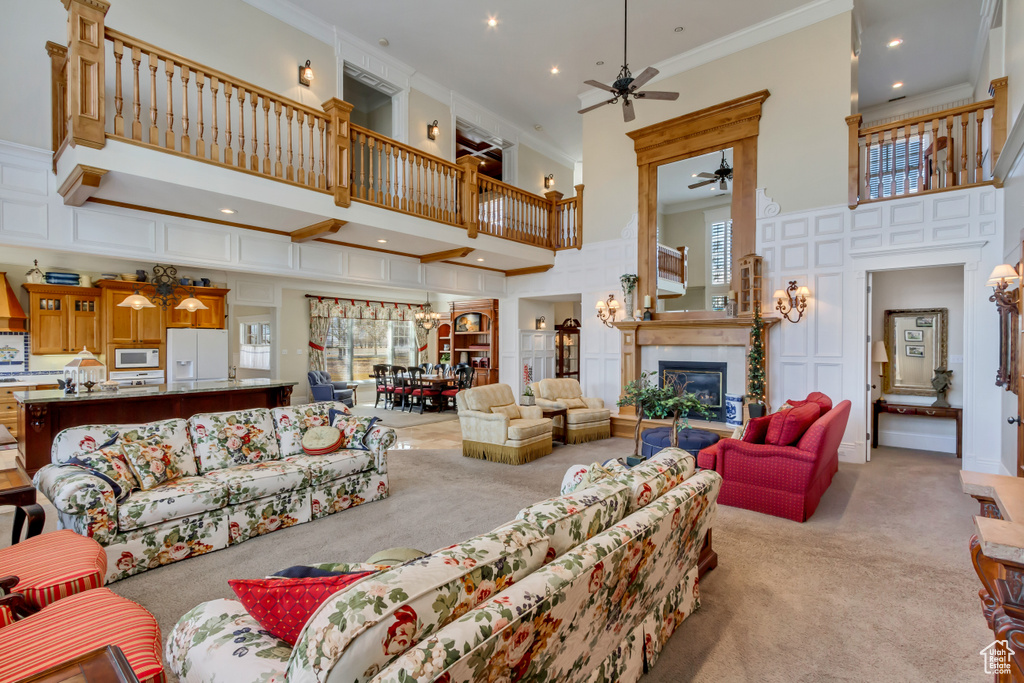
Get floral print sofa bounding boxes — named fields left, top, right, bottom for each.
left=33, top=401, right=395, bottom=583
left=166, top=448, right=722, bottom=683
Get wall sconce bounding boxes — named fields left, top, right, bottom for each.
left=299, top=60, right=314, bottom=87
left=536, top=316, right=546, bottom=330
left=544, top=174, right=554, bottom=189
left=989, top=264, right=1021, bottom=306
left=595, top=294, right=621, bottom=328
left=988, top=264, right=1021, bottom=392
left=427, top=120, right=440, bottom=141
left=773, top=280, right=809, bottom=323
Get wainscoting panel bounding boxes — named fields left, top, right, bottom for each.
left=296, top=243, right=343, bottom=276
left=0, top=198, right=48, bottom=240
left=73, top=208, right=157, bottom=254
left=239, top=234, right=294, bottom=269
left=166, top=222, right=233, bottom=263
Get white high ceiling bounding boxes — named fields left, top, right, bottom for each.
left=657, top=148, right=733, bottom=211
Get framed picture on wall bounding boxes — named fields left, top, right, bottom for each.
left=916, top=317, right=933, bottom=327
left=906, top=345, right=925, bottom=358
left=455, top=313, right=481, bottom=332
left=904, top=330, right=924, bottom=342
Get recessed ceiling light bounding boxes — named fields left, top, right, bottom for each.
left=377, top=239, right=388, bottom=243
left=691, top=173, right=697, bottom=178
left=378, top=38, right=389, bottom=47
left=596, top=60, right=604, bottom=66
left=550, top=66, right=559, bottom=74
left=534, top=124, right=543, bottom=131
left=477, top=258, right=485, bottom=262
left=892, top=81, right=904, bottom=89
left=220, top=208, right=236, bottom=214
left=674, top=26, right=684, bottom=32
left=487, top=17, right=497, bottom=27
left=887, top=38, right=903, bottom=48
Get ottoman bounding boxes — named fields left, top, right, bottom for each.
left=0, top=588, right=164, bottom=683
left=641, top=427, right=720, bottom=459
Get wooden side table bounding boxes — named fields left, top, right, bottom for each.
left=0, top=466, right=45, bottom=544
left=872, top=400, right=963, bottom=458
left=16, top=645, right=140, bottom=683
left=539, top=407, right=567, bottom=445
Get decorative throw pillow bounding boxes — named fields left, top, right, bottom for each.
left=271, top=565, right=347, bottom=579
left=490, top=403, right=521, bottom=420
left=302, top=426, right=344, bottom=455
left=229, top=572, right=374, bottom=645
left=67, top=447, right=138, bottom=502
left=365, top=547, right=428, bottom=567
left=120, top=441, right=184, bottom=491
left=767, top=403, right=821, bottom=446
left=329, top=415, right=381, bottom=450
left=327, top=406, right=352, bottom=426
left=741, top=415, right=772, bottom=444
left=787, top=393, right=833, bottom=414
left=560, top=397, right=587, bottom=409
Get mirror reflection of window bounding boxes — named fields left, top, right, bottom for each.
left=239, top=321, right=271, bottom=371
left=654, top=147, right=733, bottom=313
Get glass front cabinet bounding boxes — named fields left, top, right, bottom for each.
left=555, top=319, right=580, bottom=380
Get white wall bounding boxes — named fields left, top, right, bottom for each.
left=517, top=298, right=556, bottom=331
left=870, top=265, right=964, bottom=454
left=517, top=144, right=575, bottom=198
left=408, top=89, right=453, bottom=162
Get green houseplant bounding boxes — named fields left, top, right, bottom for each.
left=747, top=301, right=767, bottom=418
left=652, top=383, right=712, bottom=448
left=617, top=371, right=662, bottom=457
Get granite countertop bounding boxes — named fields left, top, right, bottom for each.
left=0, top=375, right=64, bottom=388
left=14, top=378, right=297, bottom=403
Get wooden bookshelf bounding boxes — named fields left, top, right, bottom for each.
left=450, top=299, right=499, bottom=386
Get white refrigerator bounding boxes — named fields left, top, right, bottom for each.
left=166, top=329, right=229, bottom=382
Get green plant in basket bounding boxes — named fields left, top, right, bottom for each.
left=652, top=382, right=712, bottom=448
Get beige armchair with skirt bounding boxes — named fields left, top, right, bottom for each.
left=456, top=384, right=553, bottom=465
left=530, top=378, right=611, bottom=444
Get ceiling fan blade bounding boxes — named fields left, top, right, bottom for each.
left=697, top=172, right=717, bottom=179
left=622, top=98, right=635, bottom=123
left=635, top=90, right=679, bottom=101
left=688, top=179, right=715, bottom=189
left=578, top=98, right=616, bottom=115
left=629, top=66, right=659, bottom=90
left=584, top=79, right=618, bottom=94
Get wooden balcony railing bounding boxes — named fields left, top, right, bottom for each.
left=657, top=244, right=688, bottom=285
left=845, top=78, right=1007, bottom=208
left=50, top=0, right=583, bottom=252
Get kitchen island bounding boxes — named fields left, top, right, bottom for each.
left=15, top=379, right=296, bottom=475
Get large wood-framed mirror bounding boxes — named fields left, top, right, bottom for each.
left=882, top=307, right=949, bottom=396
left=628, top=90, right=770, bottom=320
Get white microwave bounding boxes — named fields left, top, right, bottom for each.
left=114, top=348, right=160, bottom=368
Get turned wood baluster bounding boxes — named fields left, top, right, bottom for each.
left=113, top=39, right=124, bottom=136
left=195, top=71, right=205, bottom=158
left=285, top=106, right=294, bottom=181
left=250, top=94, right=259, bottom=171
left=236, top=87, right=246, bottom=167
left=209, top=77, right=219, bottom=161
left=428, top=160, right=435, bottom=218
left=307, top=115, right=315, bottom=187
left=416, top=155, right=424, bottom=216
left=164, top=59, right=175, bottom=149
left=148, top=54, right=159, bottom=144
left=945, top=114, right=955, bottom=186
left=274, top=102, right=282, bottom=178
left=223, top=82, right=232, bottom=165
left=931, top=117, right=941, bottom=190
left=863, top=132, right=873, bottom=195
left=917, top=123, right=925, bottom=192
left=368, top=136, right=377, bottom=202
left=262, top=97, right=271, bottom=174
left=397, top=149, right=406, bottom=210
left=296, top=110, right=305, bottom=184
left=131, top=46, right=142, bottom=140
left=384, top=143, right=392, bottom=207
left=357, top=132, right=366, bottom=198
left=442, top=166, right=449, bottom=222
left=960, top=114, right=969, bottom=186
left=976, top=108, right=985, bottom=182
left=180, top=66, right=190, bottom=154
left=898, top=126, right=907, bottom=196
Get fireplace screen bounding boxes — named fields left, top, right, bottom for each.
left=658, top=361, right=728, bottom=422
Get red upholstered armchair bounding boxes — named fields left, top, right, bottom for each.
left=697, top=398, right=851, bottom=522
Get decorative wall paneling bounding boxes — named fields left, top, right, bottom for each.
left=759, top=185, right=1005, bottom=472
left=0, top=142, right=504, bottom=299
left=519, top=331, right=556, bottom=393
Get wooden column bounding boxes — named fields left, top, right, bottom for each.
left=45, top=41, right=68, bottom=171
left=456, top=156, right=483, bottom=238
left=321, top=98, right=354, bottom=208
left=61, top=0, right=110, bottom=150
left=845, top=114, right=862, bottom=209
left=616, top=321, right=642, bottom=414
left=991, top=77, right=1008, bottom=169
left=544, top=189, right=564, bottom=249
left=574, top=184, right=585, bottom=249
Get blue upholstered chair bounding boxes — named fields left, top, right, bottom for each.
left=307, top=370, right=355, bottom=407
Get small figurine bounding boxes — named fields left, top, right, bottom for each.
left=931, top=366, right=953, bottom=408
left=63, top=376, right=76, bottom=395
left=25, top=260, right=44, bottom=284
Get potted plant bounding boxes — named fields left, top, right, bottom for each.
left=747, top=301, right=767, bottom=418
left=440, top=352, right=450, bottom=365
left=521, top=364, right=535, bottom=406
left=652, top=382, right=712, bottom=448
left=617, top=371, right=663, bottom=459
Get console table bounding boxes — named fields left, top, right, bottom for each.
left=872, top=400, right=962, bottom=458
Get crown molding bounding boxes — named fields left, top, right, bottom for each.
left=409, top=72, right=453, bottom=107
left=579, top=0, right=853, bottom=109
left=239, top=0, right=335, bottom=46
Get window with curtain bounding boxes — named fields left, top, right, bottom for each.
left=239, top=321, right=271, bottom=370
left=868, top=137, right=922, bottom=199
left=324, top=318, right=417, bottom=381
left=710, top=220, right=733, bottom=286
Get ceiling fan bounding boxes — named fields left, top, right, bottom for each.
left=577, top=0, right=680, bottom=123
left=688, top=152, right=733, bottom=191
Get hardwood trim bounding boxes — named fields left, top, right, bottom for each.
left=990, top=77, right=1007, bottom=168
left=86, top=197, right=291, bottom=235
left=505, top=265, right=554, bottom=277
left=420, top=247, right=474, bottom=263
left=64, top=0, right=110, bottom=150
left=855, top=181, right=997, bottom=205
left=58, top=164, right=107, bottom=206
left=46, top=41, right=68, bottom=172
left=858, top=100, right=995, bottom=137
left=442, top=260, right=506, bottom=274
left=846, top=114, right=862, bottom=209
left=290, top=218, right=345, bottom=243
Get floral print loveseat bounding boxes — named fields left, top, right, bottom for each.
left=166, top=448, right=722, bottom=683
left=33, top=401, right=395, bottom=583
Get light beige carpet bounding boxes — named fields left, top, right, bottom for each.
left=0, top=441, right=990, bottom=682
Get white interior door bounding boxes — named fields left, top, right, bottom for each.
left=865, top=271, right=874, bottom=462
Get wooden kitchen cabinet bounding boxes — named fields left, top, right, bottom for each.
left=23, top=284, right=101, bottom=354
left=165, top=290, right=228, bottom=329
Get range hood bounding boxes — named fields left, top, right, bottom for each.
left=0, top=273, right=27, bottom=332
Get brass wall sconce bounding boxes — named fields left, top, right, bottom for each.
left=773, top=280, right=809, bottom=323
left=544, top=174, right=554, bottom=189
left=989, top=264, right=1021, bottom=392
left=595, top=294, right=621, bottom=328
left=427, top=120, right=440, bottom=141
left=299, top=60, right=314, bottom=87
left=536, top=316, right=546, bottom=330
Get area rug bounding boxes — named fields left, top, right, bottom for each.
left=0, top=444, right=988, bottom=682
left=348, top=404, right=459, bottom=428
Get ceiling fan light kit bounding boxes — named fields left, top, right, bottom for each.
left=688, top=151, right=734, bottom=190
left=577, top=0, right=680, bottom=122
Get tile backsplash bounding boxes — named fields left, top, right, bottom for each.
left=0, top=331, right=65, bottom=378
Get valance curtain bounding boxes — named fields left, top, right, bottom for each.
left=308, top=297, right=433, bottom=369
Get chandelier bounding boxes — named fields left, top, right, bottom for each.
left=414, top=294, right=442, bottom=331
left=117, top=264, right=209, bottom=312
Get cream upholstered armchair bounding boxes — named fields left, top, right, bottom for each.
left=530, top=378, right=611, bottom=444
left=456, top=384, right=553, bottom=465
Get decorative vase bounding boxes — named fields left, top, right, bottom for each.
left=521, top=394, right=535, bottom=406
left=725, top=394, right=743, bottom=427
left=622, top=288, right=635, bottom=319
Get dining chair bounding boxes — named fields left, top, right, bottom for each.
left=372, top=364, right=393, bottom=409
left=419, top=362, right=434, bottom=375
left=441, top=365, right=474, bottom=412
left=389, top=365, right=410, bottom=411
left=406, top=366, right=441, bottom=414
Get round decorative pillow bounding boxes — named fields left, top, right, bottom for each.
left=301, top=426, right=343, bottom=455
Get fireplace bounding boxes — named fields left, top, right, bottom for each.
left=658, top=361, right=728, bottom=423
